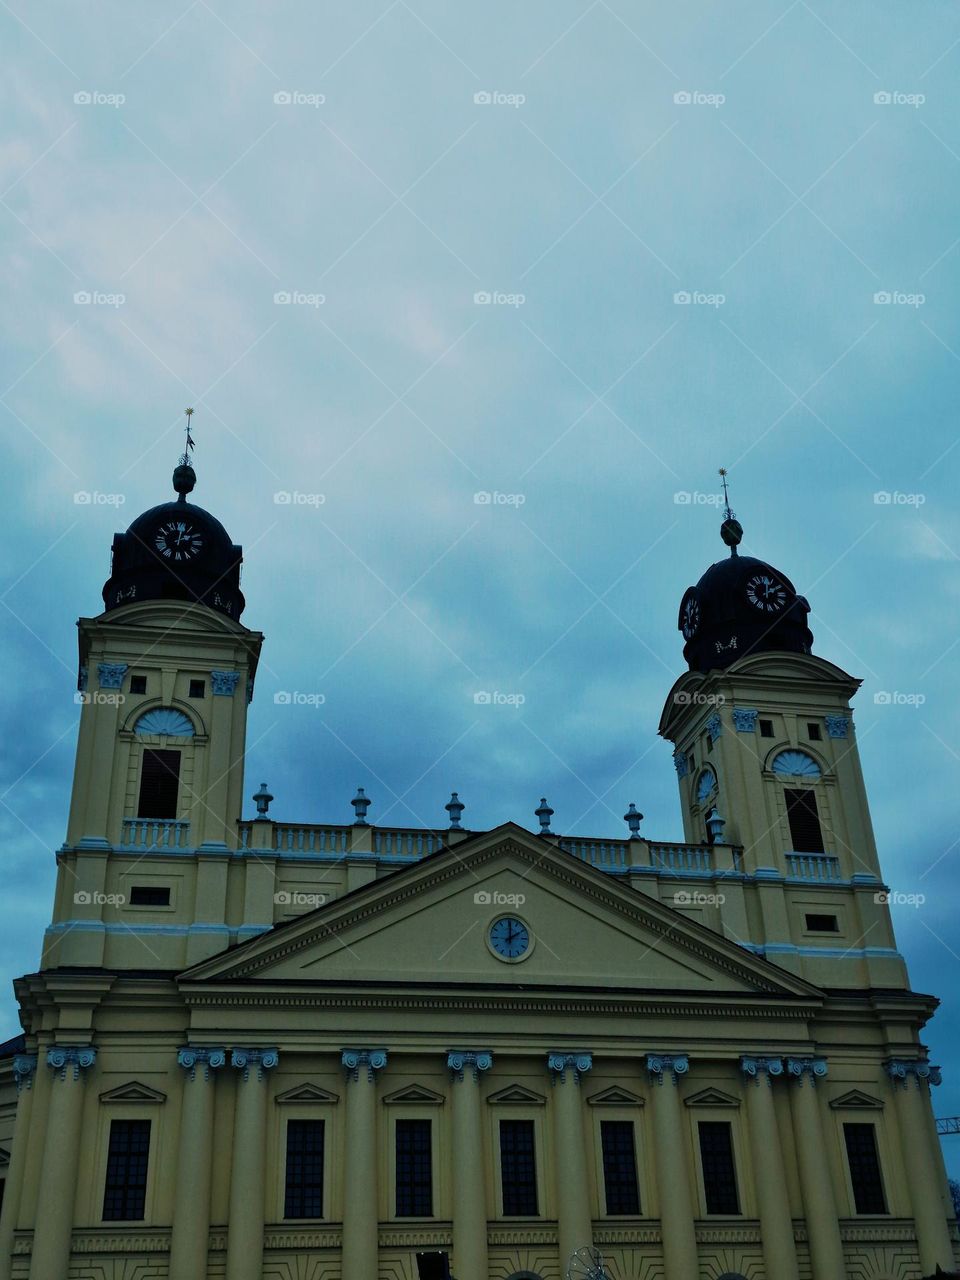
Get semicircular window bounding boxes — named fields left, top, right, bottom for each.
left=771, top=749, right=820, bottom=778
left=696, top=765, right=718, bottom=804
left=135, top=707, right=195, bottom=737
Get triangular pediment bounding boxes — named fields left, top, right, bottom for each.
left=586, top=1085, right=644, bottom=1107
left=180, top=824, right=823, bottom=1003
left=383, top=1084, right=445, bottom=1105
left=487, top=1083, right=546, bottom=1106
left=275, top=1083, right=339, bottom=1104
left=685, top=1087, right=740, bottom=1108
left=98, top=1080, right=166, bottom=1104
left=829, top=1088, right=884, bottom=1110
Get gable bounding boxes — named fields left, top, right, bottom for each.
left=684, top=1087, right=740, bottom=1108
left=182, top=825, right=821, bottom=1002
left=383, top=1085, right=445, bottom=1105
left=829, top=1089, right=884, bottom=1110
left=275, top=1083, right=339, bottom=1104
left=98, top=1081, right=166, bottom=1104
left=487, top=1084, right=546, bottom=1106
left=586, top=1086, right=644, bottom=1107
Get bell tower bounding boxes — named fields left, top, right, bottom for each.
left=47, top=422, right=263, bottom=969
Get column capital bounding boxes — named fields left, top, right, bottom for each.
left=646, top=1053, right=689, bottom=1085
left=885, top=1058, right=942, bottom=1089
left=46, top=1045, right=97, bottom=1081
left=740, top=1055, right=784, bottom=1084
left=785, top=1057, right=828, bottom=1085
left=13, top=1053, right=37, bottom=1092
left=547, top=1052, right=592, bottom=1084
left=230, top=1047, right=279, bottom=1081
left=178, top=1046, right=227, bottom=1081
left=341, top=1048, right=388, bottom=1082
left=447, top=1050, right=493, bottom=1082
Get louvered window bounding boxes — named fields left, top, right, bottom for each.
left=785, top=788, right=824, bottom=853
left=137, top=749, right=180, bottom=818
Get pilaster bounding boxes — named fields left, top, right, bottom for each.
left=447, top=1051, right=492, bottom=1280
left=225, top=1048, right=278, bottom=1280
left=645, top=1054, right=698, bottom=1280
left=739, top=1055, right=799, bottom=1280
left=548, top=1053, right=594, bottom=1265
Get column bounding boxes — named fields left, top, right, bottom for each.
left=646, top=1054, right=699, bottom=1280
left=0, top=1056, right=37, bottom=1280
left=341, top=1049, right=388, bottom=1279
left=225, top=1048, right=278, bottom=1280
left=740, top=1057, right=799, bottom=1280
left=447, top=1051, right=493, bottom=1280
left=785, top=1058, right=846, bottom=1280
left=547, top=1053, right=594, bottom=1268
left=29, top=1046, right=97, bottom=1280
left=886, top=1060, right=954, bottom=1273
left=169, top=1048, right=226, bottom=1280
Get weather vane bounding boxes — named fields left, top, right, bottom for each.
left=180, top=407, right=196, bottom=468
left=718, top=466, right=735, bottom=522
left=718, top=466, right=743, bottom=555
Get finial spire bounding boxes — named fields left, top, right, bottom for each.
left=173, top=409, right=197, bottom=502
left=718, top=466, right=743, bottom=557
left=180, top=408, right=196, bottom=468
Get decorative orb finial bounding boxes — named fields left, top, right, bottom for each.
left=351, top=786, right=372, bottom=825
left=445, top=791, right=465, bottom=830
left=173, top=408, right=198, bottom=502
left=718, top=467, right=742, bottom=556
left=535, top=797, right=554, bottom=835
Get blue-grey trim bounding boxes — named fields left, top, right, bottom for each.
left=45, top=921, right=232, bottom=936
left=739, top=942, right=903, bottom=960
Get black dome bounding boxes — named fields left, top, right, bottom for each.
left=102, top=469, right=245, bottom=619
left=678, top=536, right=812, bottom=673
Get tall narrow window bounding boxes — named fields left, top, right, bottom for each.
left=396, top=1119, right=433, bottom=1217
left=785, top=788, right=824, bottom=852
left=284, top=1119, right=324, bottom=1219
left=844, top=1123, right=887, bottom=1214
left=137, top=749, right=181, bottom=819
left=102, top=1119, right=150, bottom=1221
left=698, top=1121, right=740, bottom=1215
left=600, top=1120, right=640, bottom=1214
left=500, top=1119, right=538, bottom=1216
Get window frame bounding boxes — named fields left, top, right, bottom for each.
left=394, top=1116, right=434, bottom=1219
left=695, top=1118, right=742, bottom=1217
left=283, top=1117, right=326, bottom=1220
left=101, top=1117, right=152, bottom=1222
left=842, top=1120, right=889, bottom=1216
left=136, top=747, right=182, bottom=820
left=784, top=786, right=826, bottom=853
left=599, top=1118, right=642, bottom=1216
left=497, top=1116, right=540, bottom=1218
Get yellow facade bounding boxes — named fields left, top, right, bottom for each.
left=0, top=504, right=957, bottom=1280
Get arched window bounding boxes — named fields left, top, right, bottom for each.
left=133, top=708, right=194, bottom=820
left=134, top=707, right=194, bottom=737
left=771, top=749, right=820, bottom=778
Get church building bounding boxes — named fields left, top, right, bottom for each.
left=0, top=448, right=956, bottom=1280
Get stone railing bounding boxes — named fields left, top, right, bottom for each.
left=120, top=818, right=190, bottom=850
left=649, top=842, right=717, bottom=873
left=559, top=838, right=629, bottom=870
left=786, top=853, right=841, bottom=881
left=373, top=828, right=445, bottom=857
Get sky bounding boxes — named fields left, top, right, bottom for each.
left=2, top=0, right=960, bottom=1176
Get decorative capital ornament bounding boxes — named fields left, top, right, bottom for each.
left=341, top=1048, right=388, bottom=1082
left=733, top=707, right=759, bottom=732
left=211, top=669, right=241, bottom=697
left=97, top=662, right=128, bottom=690
left=673, top=750, right=689, bottom=778
left=740, top=1055, right=784, bottom=1085
left=885, top=1058, right=942, bottom=1089
left=447, top=1050, right=493, bottom=1082
left=231, top=1047, right=279, bottom=1081
left=786, top=1057, right=828, bottom=1085
left=13, top=1054, right=38, bottom=1092
left=178, top=1047, right=227, bottom=1081
left=824, top=715, right=849, bottom=739
left=646, top=1053, right=689, bottom=1085
left=705, top=712, right=722, bottom=741
left=47, top=1045, right=97, bottom=1081
left=547, top=1052, right=593, bottom=1084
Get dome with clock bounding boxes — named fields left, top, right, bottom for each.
left=677, top=508, right=813, bottom=674
left=101, top=457, right=245, bottom=620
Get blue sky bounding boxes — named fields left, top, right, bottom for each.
left=3, top=1, right=960, bottom=1175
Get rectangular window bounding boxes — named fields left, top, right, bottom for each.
left=805, top=912, right=838, bottom=932
left=844, top=1123, right=887, bottom=1214
left=807, top=722, right=822, bottom=740
left=129, top=886, right=171, bottom=907
left=284, top=1119, right=324, bottom=1219
left=698, top=1121, right=740, bottom=1215
left=500, top=1119, right=538, bottom=1216
left=129, top=675, right=147, bottom=695
left=396, top=1118, right=433, bottom=1217
left=189, top=679, right=206, bottom=698
left=600, top=1120, right=640, bottom=1215
left=786, top=788, right=824, bottom=853
left=137, top=749, right=181, bottom=819
left=759, top=718, right=774, bottom=737
left=102, top=1119, right=150, bottom=1221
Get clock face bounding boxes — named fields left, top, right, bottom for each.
left=488, top=916, right=530, bottom=961
left=154, top=520, right=203, bottom=562
left=681, top=592, right=701, bottom=639
left=745, top=572, right=787, bottom=613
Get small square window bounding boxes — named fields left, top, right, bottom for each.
left=759, top=719, right=774, bottom=738
left=189, top=680, right=206, bottom=699
left=805, top=913, right=838, bottom=933
left=129, top=676, right=147, bottom=695
left=129, top=886, right=171, bottom=907
left=807, top=723, right=822, bottom=741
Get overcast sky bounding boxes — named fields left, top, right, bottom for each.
left=3, top=1, right=960, bottom=1174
